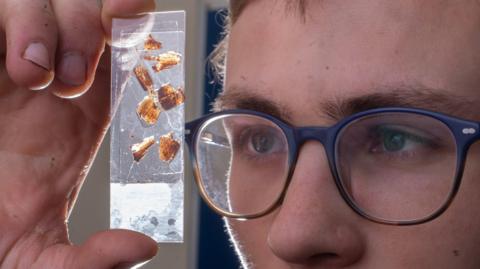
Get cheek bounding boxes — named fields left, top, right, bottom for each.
left=228, top=158, right=289, bottom=215
left=447, top=141, right=480, bottom=243
left=461, top=142, right=480, bottom=187
left=375, top=142, right=480, bottom=265
left=452, top=142, right=480, bottom=225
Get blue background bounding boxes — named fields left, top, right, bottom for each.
left=197, top=9, right=241, bottom=269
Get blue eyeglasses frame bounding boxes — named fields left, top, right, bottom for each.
left=185, top=107, right=480, bottom=225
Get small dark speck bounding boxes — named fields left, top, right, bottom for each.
left=44, top=23, right=49, bottom=27
left=325, top=66, right=330, bottom=70
left=44, top=4, right=48, bottom=9
left=453, top=250, right=460, bottom=257
left=240, top=75, right=247, bottom=81
left=150, top=217, right=159, bottom=226
left=168, top=218, right=176, bottom=226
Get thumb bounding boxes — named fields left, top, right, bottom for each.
left=72, top=229, right=158, bottom=268
left=101, top=0, right=156, bottom=43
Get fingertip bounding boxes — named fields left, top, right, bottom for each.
left=50, top=71, right=95, bottom=99
left=103, top=0, right=156, bottom=16
left=114, top=259, right=154, bottom=269
left=106, top=229, right=159, bottom=257
left=3, top=0, right=58, bottom=90
left=51, top=87, right=88, bottom=100
left=50, top=46, right=105, bottom=99
left=6, top=44, right=55, bottom=90
left=78, top=229, right=158, bottom=268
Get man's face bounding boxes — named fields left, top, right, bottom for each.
left=220, top=0, right=480, bottom=268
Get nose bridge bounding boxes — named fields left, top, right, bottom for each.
left=295, top=126, right=330, bottom=145
left=268, top=125, right=366, bottom=265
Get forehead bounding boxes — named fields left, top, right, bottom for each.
left=224, top=0, right=480, bottom=124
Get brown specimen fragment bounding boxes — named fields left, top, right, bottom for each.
left=137, top=96, right=161, bottom=125
left=145, top=51, right=182, bottom=72
left=132, top=136, right=155, bottom=162
left=159, top=132, right=180, bottom=162
left=134, top=65, right=155, bottom=94
left=144, top=34, right=162, bottom=50
left=158, top=84, right=185, bottom=110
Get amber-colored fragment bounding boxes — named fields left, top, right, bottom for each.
left=143, top=55, right=157, bottom=61
left=134, top=65, right=155, bottom=94
left=132, top=136, right=155, bottom=162
left=146, top=51, right=182, bottom=72
left=159, top=132, right=180, bottom=162
left=158, top=84, right=185, bottom=110
left=144, top=34, right=162, bottom=50
left=137, top=96, right=161, bottom=125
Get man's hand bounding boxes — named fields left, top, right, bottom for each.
left=0, top=0, right=158, bottom=268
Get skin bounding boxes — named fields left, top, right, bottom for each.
left=0, top=0, right=158, bottom=268
left=222, top=0, right=480, bottom=268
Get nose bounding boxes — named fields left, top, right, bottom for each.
left=267, top=141, right=366, bottom=267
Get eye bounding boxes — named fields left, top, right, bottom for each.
left=369, top=125, right=434, bottom=155
left=249, top=131, right=276, bottom=153
left=232, top=125, right=286, bottom=159
left=379, top=129, right=408, bottom=152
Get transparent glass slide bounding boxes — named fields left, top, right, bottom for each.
left=110, top=11, right=185, bottom=243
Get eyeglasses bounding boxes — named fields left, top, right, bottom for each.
left=185, top=107, right=480, bottom=225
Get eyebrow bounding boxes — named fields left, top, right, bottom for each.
left=284, top=0, right=309, bottom=23
left=213, top=85, right=478, bottom=123
left=213, top=89, right=294, bottom=122
left=322, top=87, right=477, bottom=120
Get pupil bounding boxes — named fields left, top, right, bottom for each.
left=384, top=131, right=405, bottom=152
left=252, top=133, right=273, bottom=153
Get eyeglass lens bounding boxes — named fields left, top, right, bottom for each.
left=195, top=114, right=290, bottom=216
left=336, top=112, right=458, bottom=222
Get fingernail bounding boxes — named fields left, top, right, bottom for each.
left=23, top=42, right=51, bottom=70
left=131, top=260, right=152, bottom=268
left=114, top=260, right=152, bottom=269
left=57, top=52, right=86, bottom=86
